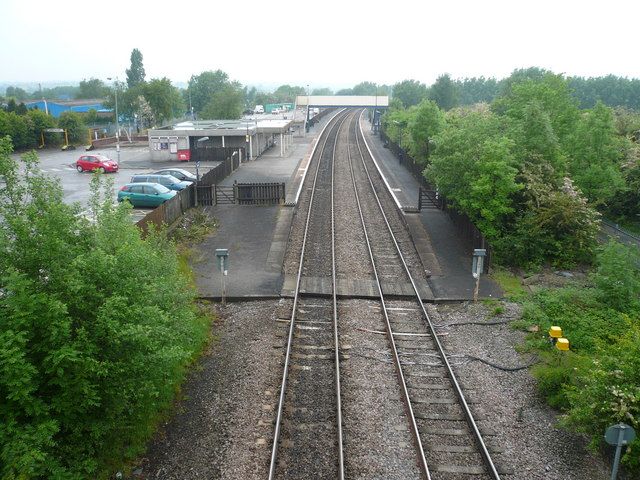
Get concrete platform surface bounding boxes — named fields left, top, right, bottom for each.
left=192, top=114, right=335, bottom=298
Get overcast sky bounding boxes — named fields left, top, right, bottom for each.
left=2, top=0, right=639, bottom=89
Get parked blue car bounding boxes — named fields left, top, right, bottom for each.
left=118, top=182, right=177, bottom=207
left=130, top=174, right=193, bottom=191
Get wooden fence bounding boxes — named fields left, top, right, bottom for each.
left=136, top=185, right=194, bottom=235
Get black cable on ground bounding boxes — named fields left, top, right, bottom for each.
left=437, top=318, right=517, bottom=327
left=466, top=354, right=539, bottom=372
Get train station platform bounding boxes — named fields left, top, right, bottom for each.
left=191, top=110, right=502, bottom=301
left=358, top=116, right=502, bottom=301
left=191, top=112, right=336, bottom=299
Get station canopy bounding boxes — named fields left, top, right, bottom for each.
left=296, top=95, right=389, bottom=108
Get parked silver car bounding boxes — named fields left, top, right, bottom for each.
left=151, top=168, right=197, bottom=182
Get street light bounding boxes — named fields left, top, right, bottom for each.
left=306, top=84, right=310, bottom=134
left=107, top=77, right=120, bottom=163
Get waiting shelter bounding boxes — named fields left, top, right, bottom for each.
left=148, top=118, right=294, bottom=163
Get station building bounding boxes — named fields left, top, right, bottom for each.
left=148, top=118, right=294, bottom=163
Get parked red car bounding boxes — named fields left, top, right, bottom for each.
left=75, top=154, right=119, bottom=173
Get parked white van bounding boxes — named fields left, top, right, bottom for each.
left=254, top=105, right=265, bottom=114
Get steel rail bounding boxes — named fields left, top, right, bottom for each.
left=268, top=110, right=348, bottom=480
left=354, top=109, right=501, bottom=479
left=345, top=111, right=431, bottom=478
left=330, top=112, right=347, bottom=480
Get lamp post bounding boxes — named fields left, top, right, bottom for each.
left=107, top=77, right=120, bottom=163
left=372, top=84, right=378, bottom=132
left=306, top=84, right=310, bottom=134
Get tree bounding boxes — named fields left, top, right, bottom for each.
left=493, top=73, right=579, bottom=148
left=188, top=70, right=229, bottom=113
left=455, top=76, right=500, bottom=105
left=408, top=99, right=444, bottom=162
left=126, top=48, right=146, bottom=88
left=58, top=111, right=86, bottom=143
left=200, top=83, right=244, bottom=120
left=244, top=86, right=258, bottom=109
left=428, top=113, right=521, bottom=240
left=26, top=109, right=55, bottom=143
left=568, top=102, right=627, bottom=207
left=0, top=110, right=32, bottom=148
left=0, top=139, right=208, bottom=478
left=76, top=78, right=109, bottom=99
left=351, top=82, right=378, bottom=95
left=142, top=78, right=184, bottom=126
left=5, top=98, right=17, bottom=112
left=428, top=74, right=459, bottom=111
left=392, top=79, right=428, bottom=107
left=272, top=85, right=305, bottom=103
left=4, top=86, right=28, bottom=101
left=312, top=87, right=333, bottom=96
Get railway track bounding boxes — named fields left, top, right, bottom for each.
left=271, top=108, right=502, bottom=479
left=347, top=109, right=501, bottom=479
left=269, top=110, right=349, bottom=479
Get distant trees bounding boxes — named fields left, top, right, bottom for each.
left=391, top=79, right=428, bottom=107
left=4, top=86, right=28, bottom=101
left=428, top=74, right=459, bottom=111
left=201, top=83, right=244, bottom=120
left=76, top=78, right=110, bottom=99
left=187, top=70, right=230, bottom=114
left=311, top=87, right=333, bottom=96
left=141, top=78, right=184, bottom=125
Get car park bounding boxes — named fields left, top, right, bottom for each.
left=75, top=154, right=118, bottom=173
left=118, top=182, right=176, bottom=207
left=151, top=168, right=197, bottom=182
left=130, top=174, right=193, bottom=191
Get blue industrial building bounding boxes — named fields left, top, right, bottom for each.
left=25, top=99, right=110, bottom=118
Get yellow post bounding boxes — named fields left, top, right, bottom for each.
left=64, top=129, right=69, bottom=147
left=39, top=132, right=45, bottom=149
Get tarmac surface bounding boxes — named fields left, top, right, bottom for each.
left=191, top=110, right=502, bottom=301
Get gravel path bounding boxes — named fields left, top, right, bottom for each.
left=433, top=301, right=615, bottom=480
left=133, top=108, right=621, bottom=479
left=135, top=301, right=282, bottom=480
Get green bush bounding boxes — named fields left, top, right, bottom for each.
left=592, top=241, right=640, bottom=311
left=518, top=240, right=640, bottom=470
left=0, top=137, right=210, bottom=478
left=563, top=327, right=640, bottom=469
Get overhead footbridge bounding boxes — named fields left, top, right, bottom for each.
left=296, top=95, right=389, bottom=108
left=296, top=95, right=389, bottom=132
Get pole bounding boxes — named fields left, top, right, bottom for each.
left=473, top=275, right=480, bottom=302
left=194, top=161, right=200, bottom=207
left=220, top=257, right=227, bottom=307
left=611, top=426, right=626, bottom=480
left=115, top=79, right=120, bottom=163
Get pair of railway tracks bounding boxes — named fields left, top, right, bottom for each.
left=269, top=109, right=501, bottom=479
